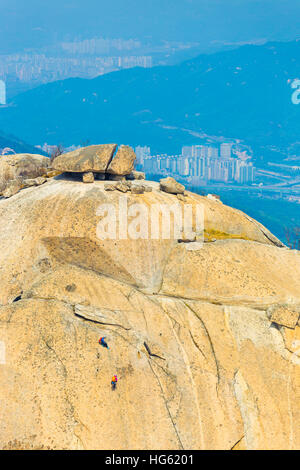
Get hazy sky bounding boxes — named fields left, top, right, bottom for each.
left=0, top=0, right=299, bottom=53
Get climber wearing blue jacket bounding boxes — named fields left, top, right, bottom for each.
left=99, top=336, right=109, bottom=349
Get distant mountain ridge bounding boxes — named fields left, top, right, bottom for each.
left=0, top=40, right=299, bottom=165
left=0, top=130, right=45, bottom=155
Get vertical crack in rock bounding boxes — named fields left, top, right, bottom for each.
left=184, top=301, right=221, bottom=394
left=230, top=435, right=245, bottom=450
left=160, top=303, right=206, bottom=450
left=233, top=370, right=266, bottom=450
left=189, top=330, right=207, bottom=359
left=42, top=337, right=67, bottom=378
left=147, top=358, right=184, bottom=450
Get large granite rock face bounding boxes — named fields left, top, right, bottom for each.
left=0, top=178, right=299, bottom=450
left=52, top=144, right=117, bottom=173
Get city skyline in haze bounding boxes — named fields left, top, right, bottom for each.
left=0, top=0, right=299, bottom=55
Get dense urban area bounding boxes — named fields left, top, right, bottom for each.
left=0, top=36, right=197, bottom=96
left=135, top=143, right=255, bottom=184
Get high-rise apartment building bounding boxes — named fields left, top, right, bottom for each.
left=135, top=145, right=151, bottom=167
left=220, top=143, right=233, bottom=159
left=181, top=146, right=193, bottom=158
left=177, top=156, right=190, bottom=176
left=236, top=161, right=255, bottom=183
left=207, top=146, right=219, bottom=158
left=182, top=145, right=208, bottom=158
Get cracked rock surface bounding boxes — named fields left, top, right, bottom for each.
left=0, top=178, right=299, bottom=450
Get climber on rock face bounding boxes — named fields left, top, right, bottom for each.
left=111, top=375, right=118, bottom=390
left=99, top=336, right=109, bottom=349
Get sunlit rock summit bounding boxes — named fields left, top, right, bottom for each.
left=0, top=147, right=299, bottom=450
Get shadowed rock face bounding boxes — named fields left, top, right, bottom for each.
left=0, top=178, right=299, bottom=450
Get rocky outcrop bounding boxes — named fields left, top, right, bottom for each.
left=82, top=172, right=94, bottom=183
left=131, top=185, right=145, bottom=194
left=1, top=175, right=47, bottom=198
left=23, top=176, right=47, bottom=187
left=268, top=304, right=300, bottom=329
left=127, top=171, right=145, bottom=180
left=52, top=144, right=136, bottom=182
left=2, top=178, right=24, bottom=198
left=52, top=144, right=117, bottom=173
left=107, top=145, right=136, bottom=176
left=0, top=153, right=49, bottom=182
left=0, top=154, right=50, bottom=198
left=0, top=177, right=299, bottom=450
left=0, top=144, right=137, bottom=195
left=160, top=177, right=185, bottom=195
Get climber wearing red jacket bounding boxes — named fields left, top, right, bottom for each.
left=111, top=375, right=118, bottom=390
